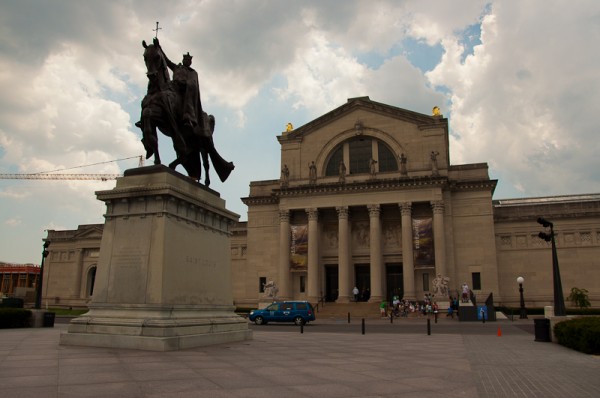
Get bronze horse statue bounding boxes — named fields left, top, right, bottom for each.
left=137, top=38, right=234, bottom=185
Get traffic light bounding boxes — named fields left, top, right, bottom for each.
left=538, top=232, right=552, bottom=242
left=42, top=241, right=51, bottom=257
left=537, top=217, right=553, bottom=242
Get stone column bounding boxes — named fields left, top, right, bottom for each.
left=400, top=202, right=416, bottom=300
left=432, top=200, right=446, bottom=277
left=278, top=209, right=292, bottom=300
left=367, top=204, right=383, bottom=302
left=306, top=208, right=319, bottom=302
left=74, top=249, right=84, bottom=299
left=336, top=206, right=351, bottom=303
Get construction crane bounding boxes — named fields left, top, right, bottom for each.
left=0, top=173, right=121, bottom=181
left=0, top=156, right=144, bottom=181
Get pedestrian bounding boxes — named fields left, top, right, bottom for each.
left=379, top=300, right=387, bottom=317
left=392, top=295, right=400, bottom=309
left=353, top=286, right=360, bottom=302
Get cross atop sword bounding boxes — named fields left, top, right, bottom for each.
left=153, top=21, right=162, bottom=38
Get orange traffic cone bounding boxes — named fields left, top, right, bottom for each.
left=497, top=327, right=502, bottom=337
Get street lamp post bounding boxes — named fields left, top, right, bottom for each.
left=34, top=241, right=51, bottom=310
left=537, top=217, right=566, bottom=317
left=517, top=276, right=527, bottom=319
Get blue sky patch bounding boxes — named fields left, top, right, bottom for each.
left=457, top=23, right=482, bottom=63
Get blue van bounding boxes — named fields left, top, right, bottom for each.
left=249, top=301, right=316, bottom=325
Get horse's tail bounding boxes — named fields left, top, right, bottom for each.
left=202, top=137, right=234, bottom=182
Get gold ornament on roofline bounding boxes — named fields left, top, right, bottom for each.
left=286, top=122, right=294, bottom=132
left=432, top=106, right=441, bottom=116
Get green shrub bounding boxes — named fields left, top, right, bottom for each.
left=0, top=308, right=32, bottom=328
left=568, top=287, right=591, bottom=309
left=497, top=307, right=600, bottom=317
left=554, top=317, right=600, bottom=355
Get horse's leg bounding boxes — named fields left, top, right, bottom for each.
left=201, top=148, right=210, bottom=186
left=168, top=157, right=181, bottom=170
left=142, top=108, right=161, bottom=165
left=150, top=125, right=161, bottom=165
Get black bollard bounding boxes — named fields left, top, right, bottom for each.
left=301, top=323, right=304, bottom=334
left=361, top=318, right=365, bottom=335
left=427, top=318, right=431, bottom=335
left=348, top=312, right=351, bottom=324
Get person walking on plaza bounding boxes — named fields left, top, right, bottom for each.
left=353, top=286, right=360, bottom=302
left=462, top=282, right=470, bottom=303
left=379, top=300, right=387, bottom=317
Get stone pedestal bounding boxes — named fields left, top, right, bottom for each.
left=60, top=165, right=252, bottom=351
left=258, top=298, right=276, bottom=309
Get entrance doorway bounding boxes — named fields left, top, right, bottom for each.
left=325, top=265, right=338, bottom=302
left=87, top=266, right=97, bottom=297
left=386, top=263, right=403, bottom=303
left=354, top=264, right=370, bottom=301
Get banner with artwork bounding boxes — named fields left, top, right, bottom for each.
left=412, top=217, right=435, bottom=267
left=290, top=224, right=308, bottom=270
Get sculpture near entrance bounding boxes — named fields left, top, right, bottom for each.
left=137, top=37, right=234, bottom=186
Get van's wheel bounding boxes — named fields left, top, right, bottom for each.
left=254, top=316, right=265, bottom=325
left=294, top=316, right=305, bottom=326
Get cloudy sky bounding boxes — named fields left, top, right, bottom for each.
left=1, top=0, right=599, bottom=264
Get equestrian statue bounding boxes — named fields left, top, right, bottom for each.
left=136, top=37, right=234, bottom=186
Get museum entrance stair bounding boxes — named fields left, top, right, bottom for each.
left=314, top=302, right=381, bottom=320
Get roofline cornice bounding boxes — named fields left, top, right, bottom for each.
left=278, top=97, right=447, bottom=141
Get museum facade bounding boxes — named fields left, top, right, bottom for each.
left=41, top=97, right=600, bottom=309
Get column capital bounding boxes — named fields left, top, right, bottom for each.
left=336, top=206, right=349, bottom=219
left=279, top=209, right=290, bottom=222
left=431, top=200, right=444, bottom=214
left=399, top=202, right=412, bottom=216
left=367, top=204, right=380, bottom=218
left=306, top=208, right=319, bottom=221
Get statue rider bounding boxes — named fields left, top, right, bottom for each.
left=156, top=39, right=203, bottom=129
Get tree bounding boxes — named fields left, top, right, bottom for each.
left=567, top=287, right=591, bottom=309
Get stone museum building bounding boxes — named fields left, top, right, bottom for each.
left=41, top=97, right=600, bottom=309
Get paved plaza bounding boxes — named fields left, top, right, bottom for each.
left=1, top=318, right=599, bottom=397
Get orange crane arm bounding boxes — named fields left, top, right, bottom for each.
left=0, top=173, right=121, bottom=181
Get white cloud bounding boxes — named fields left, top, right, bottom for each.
left=4, top=217, right=22, bottom=227
left=0, top=48, right=140, bottom=176
left=425, top=2, right=600, bottom=197
left=1, top=0, right=598, bottom=264
left=0, top=188, right=31, bottom=200
left=277, top=31, right=367, bottom=114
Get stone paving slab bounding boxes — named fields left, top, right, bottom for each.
left=0, top=322, right=599, bottom=397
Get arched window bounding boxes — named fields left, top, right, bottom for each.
left=349, top=139, right=371, bottom=174
left=87, top=266, right=97, bottom=297
left=325, top=137, right=398, bottom=176
left=378, top=141, right=397, bottom=172
left=325, top=146, right=343, bottom=176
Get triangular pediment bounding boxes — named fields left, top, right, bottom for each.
left=73, top=224, right=104, bottom=240
left=282, top=96, right=445, bottom=140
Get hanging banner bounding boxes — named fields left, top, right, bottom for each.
left=412, top=217, right=435, bottom=267
left=290, top=224, right=308, bottom=270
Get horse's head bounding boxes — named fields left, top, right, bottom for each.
left=142, top=40, right=170, bottom=86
